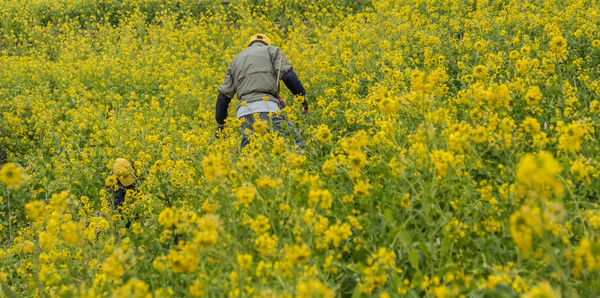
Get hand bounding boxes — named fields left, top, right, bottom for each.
left=215, top=124, right=225, bottom=139
left=302, top=100, right=309, bottom=115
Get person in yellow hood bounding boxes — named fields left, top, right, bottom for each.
left=108, top=158, right=140, bottom=210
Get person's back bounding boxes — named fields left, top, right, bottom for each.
left=225, top=42, right=284, bottom=106
left=214, top=34, right=308, bottom=149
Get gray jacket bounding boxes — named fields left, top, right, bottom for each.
left=218, top=42, right=292, bottom=111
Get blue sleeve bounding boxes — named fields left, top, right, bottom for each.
left=281, top=70, right=306, bottom=96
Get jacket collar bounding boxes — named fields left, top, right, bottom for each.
left=248, top=41, right=268, bottom=47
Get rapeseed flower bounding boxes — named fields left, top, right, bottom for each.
left=284, top=244, right=310, bottom=264
left=353, top=180, right=372, bottom=198
left=168, top=242, right=199, bottom=273
left=549, top=36, right=567, bottom=54
left=516, top=151, right=563, bottom=199
left=253, top=120, right=267, bottom=134
left=236, top=183, right=257, bottom=204
left=189, top=279, right=205, bottom=297
left=0, top=163, right=24, bottom=188
left=314, top=124, right=332, bottom=143
left=473, top=65, right=488, bottom=80
left=296, top=279, right=334, bottom=298
left=347, top=151, right=367, bottom=170
left=2, top=0, right=600, bottom=296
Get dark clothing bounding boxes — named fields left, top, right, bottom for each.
left=281, top=70, right=306, bottom=96
left=107, top=164, right=145, bottom=211
left=215, top=93, right=232, bottom=125
left=111, top=182, right=137, bottom=210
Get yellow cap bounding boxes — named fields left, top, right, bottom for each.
left=113, top=158, right=135, bottom=187
left=248, top=34, right=271, bottom=46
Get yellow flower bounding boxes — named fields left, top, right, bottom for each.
left=113, top=278, right=151, bottom=298
left=255, top=233, right=278, bottom=256
left=22, top=240, right=34, bottom=254
left=290, top=154, right=306, bottom=168
left=324, top=223, right=353, bottom=248
left=189, top=279, right=205, bottom=297
left=520, top=117, right=541, bottom=135
left=399, top=193, right=411, bottom=210
left=158, top=208, right=177, bottom=228
left=253, top=120, right=267, bottom=134
left=509, top=50, right=520, bottom=59
left=524, top=85, right=543, bottom=106
left=354, top=180, right=372, bottom=198
left=570, top=157, right=593, bottom=182
left=472, top=65, right=488, bottom=80
left=296, top=279, right=334, bottom=298
left=61, top=221, right=82, bottom=245
left=430, top=150, right=456, bottom=177
left=236, top=183, right=256, bottom=204
left=556, top=120, right=593, bottom=153
left=102, top=250, right=126, bottom=280
left=347, top=151, right=367, bottom=170
left=248, top=215, right=271, bottom=234
left=105, top=175, right=117, bottom=187
left=256, top=175, right=277, bottom=189
left=236, top=253, right=253, bottom=271
left=39, top=231, right=57, bottom=251
left=314, top=124, right=332, bottom=143
left=308, top=189, right=333, bottom=209
left=321, top=159, right=336, bottom=176
left=523, top=281, right=559, bottom=298
left=153, top=256, right=167, bottom=272
left=549, top=35, right=567, bottom=53
left=193, top=229, right=218, bottom=247
left=202, top=153, right=230, bottom=183
left=358, top=248, right=396, bottom=294
left=294, top=94, right=306, bottom=105
left=25, top=200, right=44, bottom=221
left=516, top=151, right=563, bottom=199
left=0, top=163, right=24, bottom=188
left=284, top=244, right=310, bottom=264
left=379, top=97, right=400, bottom=113
left=167, top=243, right=199, bottom=273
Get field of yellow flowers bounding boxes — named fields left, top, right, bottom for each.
left=1, top=0, right=600, bottom=296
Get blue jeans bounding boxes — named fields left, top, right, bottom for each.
left=240, top=112, right=301, bottom=149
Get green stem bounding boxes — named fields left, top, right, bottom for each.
left=542, top=237, right=574, bottom=296
left=559, top=176, right=588, bottom=235
left=7, top=188, right=11, bottom=241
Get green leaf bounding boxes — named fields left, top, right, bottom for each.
left=351, top=287, right=362, bottom=298
left=440, top=235, right=452, bottom=259
left=384, top=208, right=394, bottom=226
left=389, top=227, right=411, bottom=248
left=409, top=248, right=420, bottom=270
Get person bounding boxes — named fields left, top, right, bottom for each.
left=215, top=34, right=308, bottom=149
left=108, top=158, right=140, bottom=211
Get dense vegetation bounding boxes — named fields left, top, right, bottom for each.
left=1, top=0, right=600, bottom=296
